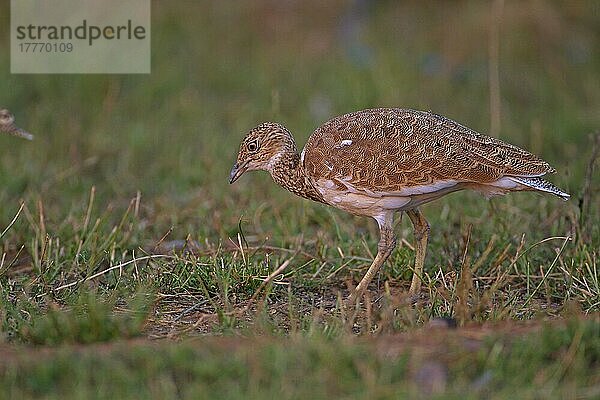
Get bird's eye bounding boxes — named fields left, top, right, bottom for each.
left=247, top=140, right=259, bottom=152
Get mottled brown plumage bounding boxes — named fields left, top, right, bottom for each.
left=230, top=108, right=569, bottom=302
left=0, top=109, right=34, bottom=140
left=305, top=108, right=553, bottom=190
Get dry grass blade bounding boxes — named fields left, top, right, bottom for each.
left=519, top=236, right=572, bottom=312
left=456, top=225, right=473, bottom=325
left=578, top=131, right=600, bottom=243
left=0, top=203, right=25, bottom=240
left=245, top=257, right=294, bottom=308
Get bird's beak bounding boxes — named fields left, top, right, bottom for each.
left=229, top=162, right=248, bottom=184
left=3, top=125, right=34, bottom=140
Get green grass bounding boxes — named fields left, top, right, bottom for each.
left=0, top=1, right=599, bottom=398
left=2, top=318, right=599, bottom=399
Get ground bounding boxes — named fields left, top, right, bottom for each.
left=0, top=1, right=599, bottom=399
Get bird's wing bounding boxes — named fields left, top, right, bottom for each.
left=303, top=108, right=554, bottom=194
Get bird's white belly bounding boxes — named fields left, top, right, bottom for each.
left=314, top=178, right=465, bottom=217
left=313, top=178, right=409, bottom=217
left=321, top=189, right=412, bottom=217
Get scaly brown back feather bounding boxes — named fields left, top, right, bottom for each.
left=303, top=108, right=554, bottom=193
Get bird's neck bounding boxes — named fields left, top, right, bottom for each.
left=269, top=150, right=325, bottom=204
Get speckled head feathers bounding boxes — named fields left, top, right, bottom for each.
left=229, top=122, right=296, bottom=183
left=0, top=109, right=16, bottom=127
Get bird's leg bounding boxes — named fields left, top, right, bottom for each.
left=348, top=214, right=396, bottom=305
left=406, top=208, right=430, bottom=295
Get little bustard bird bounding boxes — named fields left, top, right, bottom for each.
left=0, top=109, right=34, bottom=140
left=230, top=108, right=569, bottom=302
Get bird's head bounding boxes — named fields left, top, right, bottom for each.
left=229, top=122, right=296, bottom=184
left=0, top=109, right=33, bottom=140
left=0, top=109, right=16, bottom=127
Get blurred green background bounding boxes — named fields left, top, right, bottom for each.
left=0, top=0, right=598, bottom=267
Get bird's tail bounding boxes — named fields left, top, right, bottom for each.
left=508, top=176, right=570, bottom=201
